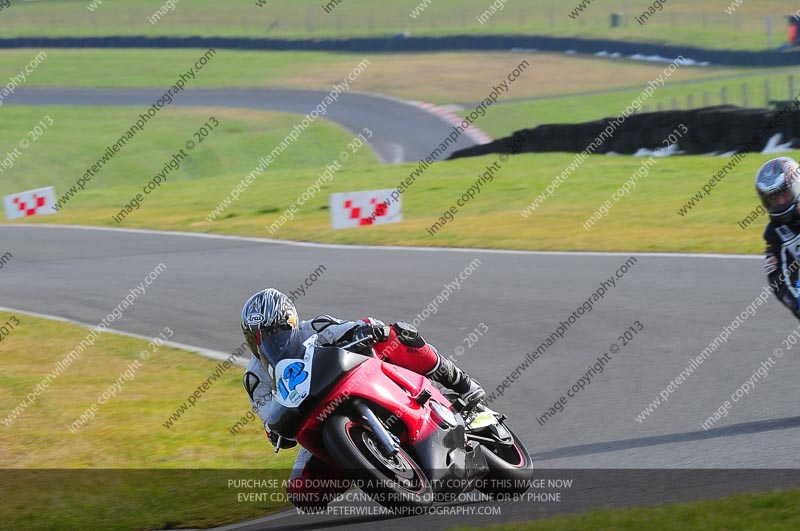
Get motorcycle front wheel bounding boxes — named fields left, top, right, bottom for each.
left=476, top=423, right=535, bottom=498
left=322, top=414, right=433, bottom=514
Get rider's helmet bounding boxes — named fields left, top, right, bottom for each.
left=756, top=157, right=800, bottom=224
left=241, top=288, right=299, bottom=365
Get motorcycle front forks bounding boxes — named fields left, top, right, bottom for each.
left=353, top=399, right=399, bottom=458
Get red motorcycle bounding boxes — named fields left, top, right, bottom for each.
left=268, top=330, right=534, bottom=512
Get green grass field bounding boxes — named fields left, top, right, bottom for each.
left=0, top=105, right=779, bottom=255
left=472, top=68, right=800, bottom=137
left=0, top=106, right=376, bottom=197
left=0, top=48, right=762, bottom=105
left=0, top=311, right=295, bottom=530
left=0, top=0, right=795, bottom=50
left=455, top=489, right=800, bottom=531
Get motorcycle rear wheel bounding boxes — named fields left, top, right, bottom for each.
left=323, top=414, right=433, bottom=514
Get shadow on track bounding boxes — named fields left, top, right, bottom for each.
left=534, top=415, right=800, bottom=461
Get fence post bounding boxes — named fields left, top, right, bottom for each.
left=703, top=91, right=710, bottom=107
left=721, top=86, right=728, bottom=105
left=742, top=84, right=749, bottom=107
left=670, top=98, right=678, bottom=110
left=789, top=75, right=796, bottom=98
left=767, top=16, right=775, bottom=47
left=765, top=79, right=771, bottom=107
left=687, top=94, right=694, bottom=109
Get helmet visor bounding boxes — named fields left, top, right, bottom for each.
left=765, top=187, right=796, bottom=214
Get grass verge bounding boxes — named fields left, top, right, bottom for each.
left=451, top=489, right=800, bottom=531
left=0, top=311, right=295, bottom=530
left=470, top=69, right=800, bottom=138
left=0, top=106, right=375, bottom=198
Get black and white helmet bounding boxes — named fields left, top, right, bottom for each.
left=756, top=157, right=800, bottom=224
left=241, top=288, right=299, bottom=365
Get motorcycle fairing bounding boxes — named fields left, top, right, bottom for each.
left=268, top=346, right=369, bottom=440
left=412, top=410, right=489, bottom=493
left=299, top=353, right=489, bottom=487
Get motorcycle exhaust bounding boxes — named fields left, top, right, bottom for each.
left=353, top=399, right=399, bottom=458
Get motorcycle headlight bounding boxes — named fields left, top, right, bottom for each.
left=430, top=401, right=458, bottom=428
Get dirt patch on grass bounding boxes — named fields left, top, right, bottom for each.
left=279, top=52, right=747, bottom=104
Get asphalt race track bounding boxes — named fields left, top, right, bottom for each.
left=3, top=225, right=800, bottom=529
left=3, top=87, right=479, bottom=164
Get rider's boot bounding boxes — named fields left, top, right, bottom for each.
left=426, top=352, right=486, bottom=410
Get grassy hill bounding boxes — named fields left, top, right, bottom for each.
left=0, top=0, right=796, bottom=50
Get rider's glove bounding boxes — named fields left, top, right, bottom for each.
left=353, top=322, right=390, bottom=343
left=267, top=429, right=297, bottom=450
left=795, top=281, right=800, bottom=314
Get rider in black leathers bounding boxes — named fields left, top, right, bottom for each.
left=757, top=157, right=800, bottom=319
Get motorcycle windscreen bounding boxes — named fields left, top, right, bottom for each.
left=269, top=347, right=369, bottom=440
left=258, top=327, right=301, bottom=367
